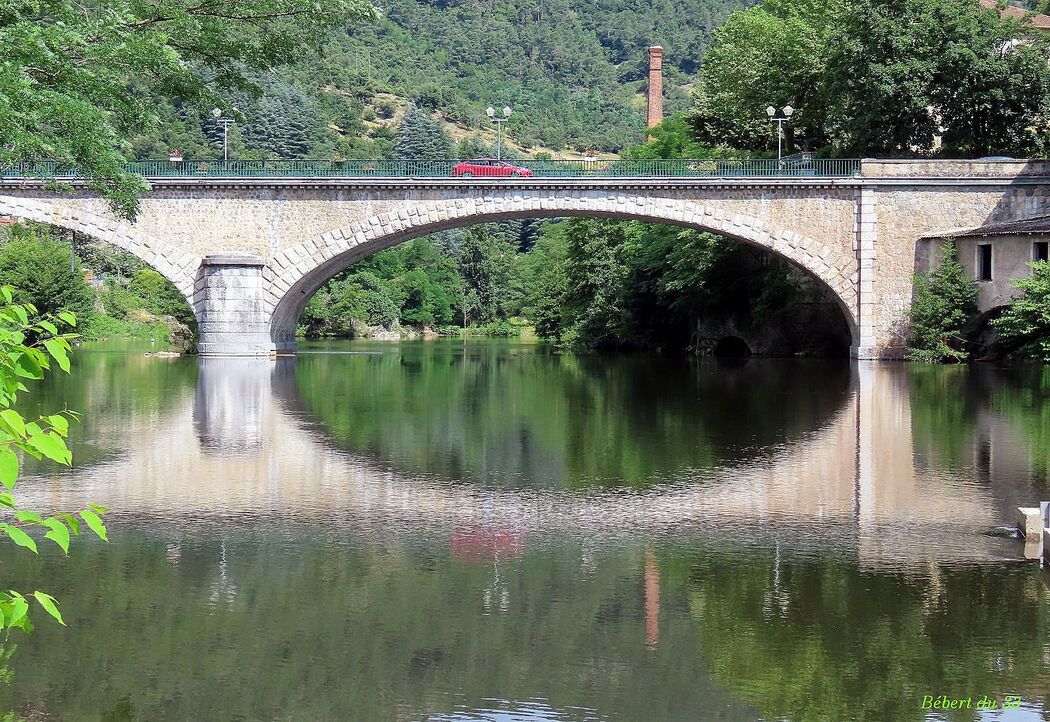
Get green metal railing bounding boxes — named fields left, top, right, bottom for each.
left=0, top=158, right=862, bottom=180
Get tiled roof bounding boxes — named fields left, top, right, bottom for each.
left=979, top=0, right=1050, bottom=31
left=924, top=215, right=1050, bottom=238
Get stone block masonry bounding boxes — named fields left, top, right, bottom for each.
left=1, top=160, right=1048, bottom=357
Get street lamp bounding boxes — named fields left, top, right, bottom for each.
left=486, top=106, right=512, bottom=161
left=766, top=105, right=794, bottom=161
left=212, top=107, right=238, bottom=162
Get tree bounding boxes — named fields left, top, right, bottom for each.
left=827, top=0, right=1050, bottom=156
left=0, top=288, right=109, bottom=643
left=694, top=0, right=1050, bottom=157
left=694, top=0, right=841, bottom=152
left=992, top=260, right=1050, bottom=362
left=0, top=0, right=377, bottom=218
left=457, top=226, right=516, bottom=325
left=392, top=104, right=453, bottom=161
left=560, top=219, right=634, bottom=348
left=907, top=242, right=979, bottom=362
left=0, top=225, right=94, bottom=322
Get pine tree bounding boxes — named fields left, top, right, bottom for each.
left=392, top=104, right=452, bottom=161
left=907, top=242, right=979, bottom=363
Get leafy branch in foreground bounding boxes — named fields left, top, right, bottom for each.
left=0, top=0, right=378, bottom=219
left=0, top=286, right=107, bottom=634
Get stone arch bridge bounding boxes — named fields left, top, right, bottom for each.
left=2, top=158, right=1048, bottom=358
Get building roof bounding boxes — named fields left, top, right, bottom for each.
left=924, top=214, right=1050, bottom=238
left=978, top=0, right=1050, bottom=32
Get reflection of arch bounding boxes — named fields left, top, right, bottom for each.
left=266, top=195, right=859, bottom=348
left=712, top=336, right=753, bottom=358
left=0, top=195, right=201, bottom=303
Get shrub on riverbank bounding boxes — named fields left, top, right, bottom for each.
left=992, top=261, right=1050, bottom=363
left=907, top=242, right=979, bottom=363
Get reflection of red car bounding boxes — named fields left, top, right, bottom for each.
left=453, top=158, right=533, bottom=177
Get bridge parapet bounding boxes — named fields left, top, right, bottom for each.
left=860, top=158, right=1050, bottom=178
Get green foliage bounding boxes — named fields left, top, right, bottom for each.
left=299, top=238, right=461, bottom=337
left=130, top=270, right=194, bottom=327
left=992, top=260, right=1050, bottom=362
left=456, top=227, right=517, bottom=325
left=695, top=0, right=840, bottom=152
left=907, top=242, right=979, bottom=363
left=0, top=0, right=377, bottom=217
left=559, top=219, right=635, bottom=348
left=695, top=0, right=1050, bottom=157
left=622, top=115, right=733, bottom=160
left=0, top=226, right=94, bottom=322
left=0, top=286, right=107, bottom=640
left=392, top=105, right=452, bottom=161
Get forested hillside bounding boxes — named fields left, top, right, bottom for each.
left=132, top=0, right=750, bottom=159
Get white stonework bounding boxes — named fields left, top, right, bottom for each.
left=1, top=159, right=1048, bottom=357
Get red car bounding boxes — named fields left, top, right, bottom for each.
left=452, top=158, right=533, bottom=177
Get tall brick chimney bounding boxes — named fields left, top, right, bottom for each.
left=646, top=45, right=664, bottom=131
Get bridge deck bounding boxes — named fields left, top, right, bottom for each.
left=2, top=158, right=860, bottom=179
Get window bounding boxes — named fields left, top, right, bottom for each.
left=977, top=244, right=993, bottom=281
left=1035, top=241, right=1049, bottom=262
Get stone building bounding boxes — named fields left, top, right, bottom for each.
left=922, top=217, right=1050, bottom=309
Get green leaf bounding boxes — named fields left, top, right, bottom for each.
left=14, top=352, right=43, bottom=380
left=10, top=306, right=27, bottom=326
left=2, top=525, right=37, bottom=553
left=42, top=518, right=69, bottom=554
left=0, top=287, right=12, bottom=304
left=88, top=502, right=109, bottom=515
left=42, top=339, right=70, bottom=373
left=13, top=510, right=41, bottom=524
left=79, top=510, right=107, bottom=541
left=26, top=433, right=71, bottom=465
left=0, top=410, right=25, bottom=439
left=32, top=592, right=64, bottom=626
left=57, top=312, right=76, bottom=328
left=48, top=415, right=69, bottom=437
left=59, top=513, right=80, bottom=536
left=37, top=320, right=58, bottom=336
left=0, top=493, right=16, bottom=509
left=7, top=597, right=28, bottom=627
left=0, top=447, right=18, bottom=490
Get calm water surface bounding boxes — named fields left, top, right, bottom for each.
left=2, top=339, right=1050, bottom=721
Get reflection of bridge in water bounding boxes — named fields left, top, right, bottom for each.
left=20, top=358, right=1025, bottom=571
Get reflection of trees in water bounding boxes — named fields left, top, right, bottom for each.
left=910, top=364, right=1050, bottom=493
left=0, top=531, right=754, bottom=722
left=18, top=351, right=198, bottom=470
left=678, top=545, right=1050, bottom=722
left=291, top=342, right=852, bottom=488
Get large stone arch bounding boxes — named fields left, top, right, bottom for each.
left=0, top=195, right=201, bottom=302
left=265, top=192, right=860, bottom=350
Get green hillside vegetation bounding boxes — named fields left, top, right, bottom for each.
left=130, top=0, right=749, bottom=160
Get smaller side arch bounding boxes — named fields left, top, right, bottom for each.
left=0, top=194, right=202, bottom=303
left=265, top=192, right=860, bottom=350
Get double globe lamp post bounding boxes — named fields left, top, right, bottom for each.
left=766, top=105, right=794, bottom=161
left=486, top=106, right=512, bottom=161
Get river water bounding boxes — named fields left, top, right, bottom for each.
left=1, top=340, right=1049, bottom=721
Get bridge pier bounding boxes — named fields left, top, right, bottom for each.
left=194, top=255, right=276, bottom=357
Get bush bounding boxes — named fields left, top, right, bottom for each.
left=129, top=269, right=194, bottom=326
left=992, top=260, right=1050, bottom=362
left=907, top=242, right=978, bottom=363
left=0, top=225, right=94, bottom=321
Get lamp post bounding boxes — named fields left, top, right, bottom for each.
left=211, top=107, right=238, bottom=161
left=765, top=105, right=794, bottom=161
left=486, top=106, right=512, bottom=160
